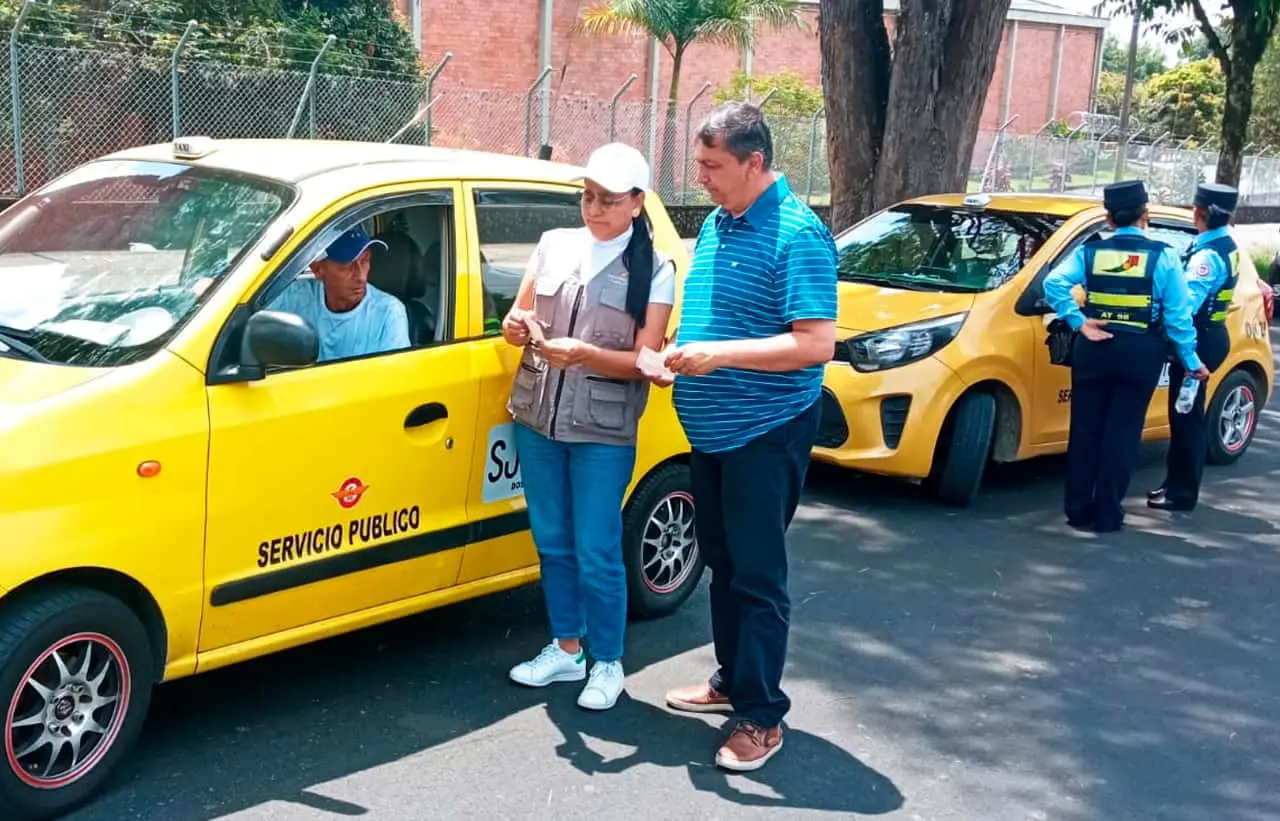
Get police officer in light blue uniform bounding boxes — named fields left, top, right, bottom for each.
left=1043, top=179, right=1209, bottom=532
left=1148, top=182, right=1240, bottom=512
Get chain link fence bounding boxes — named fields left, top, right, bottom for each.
left=0, top=6, right=1276, bottom=210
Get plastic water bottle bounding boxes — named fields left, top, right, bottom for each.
left=1175, top=375, right=1200, bottom=414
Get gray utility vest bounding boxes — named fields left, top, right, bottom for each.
left=507, top=228, right=671, bottom=447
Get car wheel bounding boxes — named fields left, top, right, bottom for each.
left=0, top=587, right=154, bottom=821
left=1206, top=369, right=1260, bottom=466
left=622, top=461, right=704, bottom=620
left=923, top=391, right=997, bottom=507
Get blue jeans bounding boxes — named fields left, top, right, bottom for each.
left=513, top=422, right=636, bottom=662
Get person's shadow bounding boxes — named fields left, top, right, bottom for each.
left=544, top=695, right=904, bottom=814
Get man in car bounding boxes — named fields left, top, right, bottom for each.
left=270, top=226, right=410, bottom=362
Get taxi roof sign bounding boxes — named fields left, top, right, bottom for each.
left=172, top=136, right=218, bottom=160
left=962, top=193, right=992, bottom=208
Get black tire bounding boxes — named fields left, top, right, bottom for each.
left=923, top=391, right=997, bottom=507
left=1205, top=369, right=1261, bottom=466
left=622, top=461, right=704, bottom=620
left=0, top=587, right=154, bottom=821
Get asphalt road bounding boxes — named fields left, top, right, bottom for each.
left=67, top=330, right=1280, bottom=821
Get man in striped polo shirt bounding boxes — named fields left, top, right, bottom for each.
left=661, top=101, right=838, bottom=772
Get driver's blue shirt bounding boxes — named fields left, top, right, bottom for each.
left=270, top=278, right=410, bottom=362
left=1043, top=225, right=1203, bottom=372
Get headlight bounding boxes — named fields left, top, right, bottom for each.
left=836, top=313, right=968, bottom=373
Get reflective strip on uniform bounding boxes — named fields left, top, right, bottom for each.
left=1088, top=292, right=1152, bottom=308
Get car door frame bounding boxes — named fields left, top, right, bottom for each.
left=196, top=179, right=487, bottom=660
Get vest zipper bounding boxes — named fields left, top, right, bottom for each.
left=548, top=285, right=585, bottom=440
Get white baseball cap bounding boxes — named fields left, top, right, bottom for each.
left=575, top=142, right=651, bottom=194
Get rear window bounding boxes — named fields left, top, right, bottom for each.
left=834, top=204, right=1066, bottom=293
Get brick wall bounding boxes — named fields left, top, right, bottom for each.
left=397, top=1, right=1102, bottom=138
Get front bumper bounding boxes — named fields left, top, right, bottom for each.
left=812, top=356, right=967, bottom=479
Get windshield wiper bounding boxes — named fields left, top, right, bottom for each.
left=0, top=327, right=51, bottom=363
left=841, top=272, right=956, bottom=292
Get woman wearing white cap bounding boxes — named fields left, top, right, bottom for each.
left=500, top=142, right=676, bottom=710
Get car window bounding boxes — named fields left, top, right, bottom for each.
left=0, top=159, right=291, bottom=367
left=1096, top=223, right=1196, bottom=257
left=473, top=187, right=584, bottom=333
left=233, top=191, right=457, bottom=375
left=834, top=204, right=1065, bottom=293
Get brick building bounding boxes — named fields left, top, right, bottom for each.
left=392, top=0, right=1107, bottom=188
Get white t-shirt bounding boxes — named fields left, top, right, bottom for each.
left=578, top=225, right=676, bottom=305
left=270, top=277, right=410, bottom=363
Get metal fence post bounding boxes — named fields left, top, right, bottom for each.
left=524, top=65, right=552, bottom=156
left=1058, top=123, right=1086, bottom=190
left=1027, top=119, right=1054, bottom=191
left=9, top=0, right=32, bottom=196
left=287, top=35, right=336, bottom=139
left=806, top=106, right=825, bottom=204
left=757, top=87, right=778, bottom=109
left=170, top=20, right=197, bottom=139
left=681, top=81, right=713, bottom=204
left=980, top=115, right=1017, bottom=191
left=608, top=73, right=637, bottom=144
left=1089, top=125, right=1117, bottom=194
left=1145, top=131, right=1170, bottom=182
left=423, top=52, right=452, bottom=145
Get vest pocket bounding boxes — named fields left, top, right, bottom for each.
left=509, top=359, right=545, bottom=415
left=575, top=375, right=633, bottom=435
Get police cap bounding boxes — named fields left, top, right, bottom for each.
left=1193, top=182, right=1238, bottom=213
left=1102, top=179, right=1149, bottom=214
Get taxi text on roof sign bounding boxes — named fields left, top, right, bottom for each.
left=172, top=136, right=219, bottom=159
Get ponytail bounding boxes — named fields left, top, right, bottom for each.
left=622, top=193, right=654, bottom=328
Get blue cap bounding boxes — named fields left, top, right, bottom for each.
left=319, top=227, right=386, bottom=264
left=1103, top=180, right=1149, bottom=214
left=1194, top=182, right=1238, bottom=213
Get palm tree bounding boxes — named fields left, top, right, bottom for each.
left=575, top=0, right=803, bottom=197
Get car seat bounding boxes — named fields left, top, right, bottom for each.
left=368, top=230, right=433, bottom=344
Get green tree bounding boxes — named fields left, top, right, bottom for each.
left=575, top=0, right=803, bottom=197
left=1110, top=0, right=1280, bottom=186
left=1097, top=70, right=1146, bottom=116
left=1139, top=58, right=1225, bottom=139
left=712, top=69, right=825, bottom=201
left=818, top=0, right=1014, bottom=230
left=1102, top=33, right=1168, bottom=79
left=1248, top=26, right=1280, bottom=147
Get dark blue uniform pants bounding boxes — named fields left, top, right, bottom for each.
left=1065, top=330, right=1167, bottom=530
left=690, top=399, right=820, bottom=729
left=1161, top=323, right=1231, bottom=508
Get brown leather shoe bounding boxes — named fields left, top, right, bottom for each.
left=715, top=721, right=784, bottom=772
left=665, top=682, right=733, bottom=714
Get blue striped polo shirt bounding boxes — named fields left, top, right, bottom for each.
left=672, top=174, right=838, bottom=454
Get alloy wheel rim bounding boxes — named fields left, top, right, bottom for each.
left=641, top=491, right=698, bottom=595
left=5, top=633, right=130, bottom=789
left=1219, top=385, right=1256, bottom=454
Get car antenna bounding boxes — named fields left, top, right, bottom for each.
left=385, top=95, right=443, bottom=145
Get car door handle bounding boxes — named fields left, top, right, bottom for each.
left=405, top=402, right=448, bottom=428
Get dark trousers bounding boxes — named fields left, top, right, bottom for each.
left=690, top=399, right=820, bottom=729
left=1064, top=330, right=1167, bottom=531
left=1161, top=323, right=1231, bottom=508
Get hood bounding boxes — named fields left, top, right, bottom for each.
left=836, top=282, right=977, bottom=334
left=0, top=356, right=111, bottom=414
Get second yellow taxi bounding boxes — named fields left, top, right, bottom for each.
left=814, top=192, right=1274, bottom=505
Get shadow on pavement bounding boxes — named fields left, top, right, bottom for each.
left=544, top=696, right=903, bottom=815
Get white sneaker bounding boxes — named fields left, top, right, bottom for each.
left=577, top=660, right=625, bottom=710
left=509, top=641, right=586, bottom=687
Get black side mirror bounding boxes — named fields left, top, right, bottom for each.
left=245, top=310, right=318, bottom=368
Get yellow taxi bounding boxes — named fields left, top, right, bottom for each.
left=0, top=137, right=701, bottom=819
left=814, top=192, right=1274, bottom=505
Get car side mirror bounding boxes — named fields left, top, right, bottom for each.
left=245, top=310, right=318, bottom=368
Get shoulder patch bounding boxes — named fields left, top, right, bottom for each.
left=1192, top=262, right=1213, bottom=279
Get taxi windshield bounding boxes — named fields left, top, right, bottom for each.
left=0, top=159, right=292, bottom=368
left=835, top=204, right=1065, bottom=293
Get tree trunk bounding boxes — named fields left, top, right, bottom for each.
left=873, top=0, right=1012, bottom=209
left=819, top=0, right=1012, bottom=232
left=818, top=0, right=891, bottom=232
left=1217, top=60, right=1256, bottom=186
left=659, top=48, right=683, bottom=201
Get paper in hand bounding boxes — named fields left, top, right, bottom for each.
left=522, top=313, right=547, bottom=344
left=637, top=346, right=675, bottom=380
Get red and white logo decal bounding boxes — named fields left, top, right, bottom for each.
left=331, top=477, right=370, bottom=509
